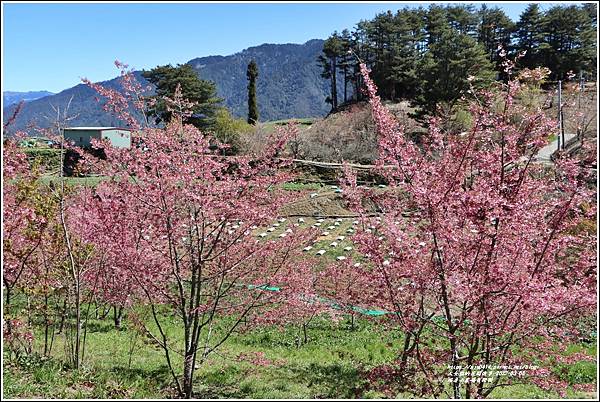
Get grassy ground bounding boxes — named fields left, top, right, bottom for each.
left=281, top=182, right=324, bottom=192
left=264, top=118, right=316, bottom=126
left=35, top=177, right=323, bottom=190
left=259, top=118, right=316, bottom=134
left=3, top=305, right=597, bottom=399
left=37, top=174, right=109, bottom=188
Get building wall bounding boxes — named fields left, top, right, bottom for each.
left=101, top=129, right=131, bottom=148
left=63, top=130, right=101, bottom=147
left=63, top=129, right=131, bottom=149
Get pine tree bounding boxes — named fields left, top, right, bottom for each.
left=387, top=8, right=424, bottom=100
left=337, top=29, right=353, bottom=104
left=368, top=11, right=397, bottom=99
left=424, top=4, right=449, bottom=46
left=514, top=4, right=545, bottom=70
left=142, top=64, right=221, bottom=129
left=350, top=20, right=375, bottom=101
left=318, top=3, right=595, bottom=110
left=446, top=4, right=478, bottom=37
left=317, top=54, right=333, bottom=107
left=478, top=5, right=514, bottom=61
left=319, top=32, right=345, bottom=110
left=246, top=60, right=259, bottom=125
left=477, top=5, right=515, bottom=80
left=415, top=28, right=495, bottom=119
left=578, top=3, right=597, bottom=79
left=539, top=5, right=598, bottom=79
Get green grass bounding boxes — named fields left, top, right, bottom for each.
left=35, top=176, right=319, bottom=192
left=4, top=304, right=596, bottom=399
left=259, top=118, right=316, bottom=133
left=282, top=182, right=323, bottom=192
left=37, top=175, right=110, bottom=188
left=265, top=118, right=316, bottom=126
left=3, top=313, right=398, bottom=398
left=35, top=175, right=322, bottom=192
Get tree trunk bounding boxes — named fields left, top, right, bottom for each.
left=4, top=286, right=12, bottom=337
left=5, top=285, right=11, bottom=308
left=99, top=304, right=111, bottom=320
left=183, top=353, right=195, bottom=398
left=302, top=322, right=308, bottom=344
left=74, top=285, right=81, bottom=369
left=58, top=298, right=68, bottom=334
left=332, top=57, right=338, bottom=110
left=343, top=68, right=348, bottom=103
left=450, top=336, right=460, bottom=399
left=44, top=293, right=51, bottom=356
left=113, top=305, right=123, bottom=329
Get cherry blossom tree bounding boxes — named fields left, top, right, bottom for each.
left=3, top=136, right=40, bottom=309
left=69, top=75, right=320, bottom=395
left=3, top=133, right=100, bottom=366
left=330, top=61, right=596, bottom=398
left=3, top=136, right=47, bottom=362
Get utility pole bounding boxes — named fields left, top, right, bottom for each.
left=557, top=80, right=563, bottom=151
left=578, top=71, right=584, bottom=144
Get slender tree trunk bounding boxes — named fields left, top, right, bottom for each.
left=343, top=68, right=348, bottom=103
left=302, top=322, right=308, bottom=344
left=44, top=293, right=51, bottom=356
left=398, top=333, right=412, bottom=373
left=4, top=285, right=14, bottom=337
left=113, top=305, right=123, bottom=329
left=450, top=335, right=460, bottom=399
left=44, top=319, right=50, bottom=356
left=74, top=285, right=81, bottom=368
left=58, top=298, right=68, bottom=334
left=99, top=304, right=111, bottom=320
left=183, top=352, right=195, bottom=398
left=58, top=121, right=81, bottom=369
left=5, top=285, right=11, bottom=308
left=332, top=57, right=338, bottom=110
left=127, top=331, right=138, bottom=369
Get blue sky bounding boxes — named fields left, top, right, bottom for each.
left=2, top=1, right=572, bottom=93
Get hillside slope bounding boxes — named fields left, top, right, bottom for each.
left=4, top=40, right=339, bottom=132
left=189, top=39, right=335, bottom=121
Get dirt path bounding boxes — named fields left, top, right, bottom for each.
left=535, top=133, right=577, bottom=162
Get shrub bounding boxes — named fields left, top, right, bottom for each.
left=22, top=148, right=61, bottom=172
left=212, top=108, right=254, bottom=154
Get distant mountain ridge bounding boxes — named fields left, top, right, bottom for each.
left=188, top=39, right=335, bottom=121
left=4, top=39, right=338, bottom=132
left=3, top=90, right=54, bottom=106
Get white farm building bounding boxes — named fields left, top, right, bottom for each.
left=63, top=127, right=132, bottom=149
